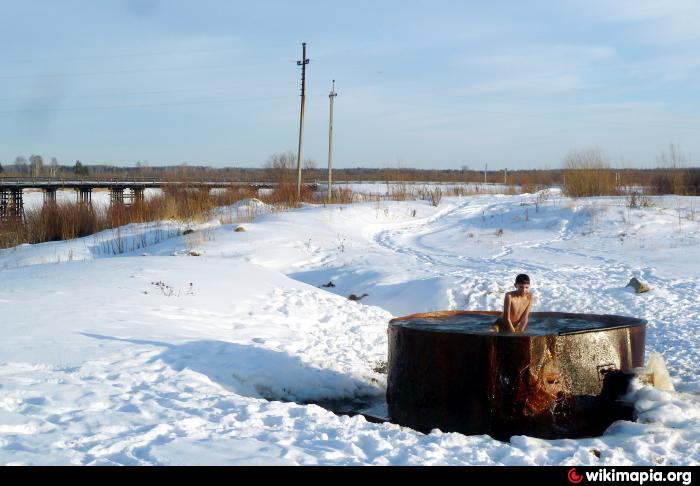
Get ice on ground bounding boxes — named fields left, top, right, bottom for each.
left=1, top=192, right=699, bottom=465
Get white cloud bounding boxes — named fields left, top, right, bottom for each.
left=567, top=0, right=700, bottom=44
left=450, top=44, right=617, bottom=95
left=580, top=0, right=696, bottom=22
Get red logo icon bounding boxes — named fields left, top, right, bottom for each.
left=568, top=468, right=583, bottom=484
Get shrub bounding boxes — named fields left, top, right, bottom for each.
left=562, top=149, right=618, bottom=197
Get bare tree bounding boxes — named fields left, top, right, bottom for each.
left=29, top=154, right=44, bottom=177
left=656, top=143, right=687, bottom=168
left=15, top=156, right=28, bottom=175
left=303, top=158, right=319, bottom=181
left=74, top=160, right=89, bottom=176
left=264, top=151, right=296, bottom=184
left=176, top=162, right=189, bottom=180
left=652, top=144, right=689, bottom=194
left=50, top=157, right=59, bottom=178
left=136, top=161, right=149, bottom=179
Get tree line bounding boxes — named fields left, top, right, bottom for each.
left=2, top=147, right=698, bottom=195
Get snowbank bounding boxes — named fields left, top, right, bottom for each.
left=1, top=193, right=699, bottom=465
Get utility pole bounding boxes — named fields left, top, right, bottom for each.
left=504, top=168, right=507, bottom=185
left=484, top=163, right=488, bottom=184
left=327, top=80, right=337, bottom=203
left=296, top=42, right=309, bottom=200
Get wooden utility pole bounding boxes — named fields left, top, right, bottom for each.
left=504, top=168, right=507, bottom=185
left=484, top=163, right=488, bottom=183
left=296, top=42, right=309, bottom=200
left=327, top=80, right=337, bottom=203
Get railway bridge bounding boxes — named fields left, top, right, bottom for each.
left=0, top=178, right=316, bottom=222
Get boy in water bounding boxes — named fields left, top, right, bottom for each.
left=494, top=274, right=533, bottom=333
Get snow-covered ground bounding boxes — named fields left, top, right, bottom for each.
left=315, top=182, right=517, bottom=202
left=1, top=191, right=699, bottom=465
left=320, top=181, right=513, bottom=194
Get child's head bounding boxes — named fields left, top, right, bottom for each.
left=514, top=274, right=530, bottom=294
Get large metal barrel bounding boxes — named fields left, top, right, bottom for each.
left=387, top=311, right=646, bottom=439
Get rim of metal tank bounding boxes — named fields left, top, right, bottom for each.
left=388, top=310, right=647, bottom=336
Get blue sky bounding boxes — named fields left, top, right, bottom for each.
left=1, top=0, right=698, bottom=169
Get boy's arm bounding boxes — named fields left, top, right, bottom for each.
left=503, top=294, right=516, bottom=332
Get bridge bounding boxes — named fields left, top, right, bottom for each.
left=0, top=178, right=317, bottom=223
left=0, top=177, right=495, bottom=223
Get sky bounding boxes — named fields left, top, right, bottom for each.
left=0, top=0, right=698, bottom=170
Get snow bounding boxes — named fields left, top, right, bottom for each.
left=1, top=192, right=699, bottom=465
left=320, top=181, right=514, bottom=196
left=22, top=188, right=162, bottom=211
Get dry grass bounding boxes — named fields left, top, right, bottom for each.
left=385, top=181, right=413, bottom=201
left=0, top=186, right=254, bottom=249
left=425, top=187, right=442, bottom=207
left=328, top=186, right=355, bottom=204
left=562, top=149, right=619, bottom=197
left=650, top=171, right=687, bottom=195
left=0, top=182, right=331, bottom=249
left=627, top=191, right=654, bottom=209
left=0, top=176, right=559, bottom=249
left=651, top=144, right=686, bottom=195
left=263, top=182, right=317, bottom=207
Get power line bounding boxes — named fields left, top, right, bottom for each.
left=0, top=80, right=290, bottom=106
left=0, top=69, right=694, bottom=134
left=3, top=40, right=295, bottom=65
left=3, top=47, right=246, bottom=65
left=0, top=95, right=291, bottom=115
left=0, top=94, right=695, bottom=134
left=0, top=86, right=336, bottom=114
left=0, top=59, right=291, bottom=80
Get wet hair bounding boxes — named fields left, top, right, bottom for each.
left=515, top=274, right=530, bottom=285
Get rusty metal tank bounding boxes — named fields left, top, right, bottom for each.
left=387, top=311, right=646, bottom=440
